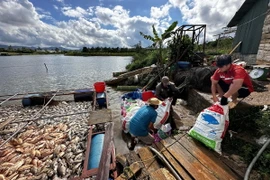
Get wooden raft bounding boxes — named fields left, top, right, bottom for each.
left=155, top=134, right=241, bottom=180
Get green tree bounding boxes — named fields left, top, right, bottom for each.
left=140, top=21, right=178, bottom=65
left=82, top=47, right=88, bottom=52
left=8, top=45, right=13, bottom=52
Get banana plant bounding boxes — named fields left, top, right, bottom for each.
left=140, top=21, right=178, bottom=65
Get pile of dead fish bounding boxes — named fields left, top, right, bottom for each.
left=0, top=101, right=92, bottom=179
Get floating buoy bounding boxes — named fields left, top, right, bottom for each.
left=74, top=89, right=94, bottom=102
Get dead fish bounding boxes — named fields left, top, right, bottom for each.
left=18, top=129, right=34, bottom=140
left=70, top=136, right=80, bottom=144
left=74, top=153, right=83, bottom=161
left=0, top=150, right=16, bottom=162
left=6, top=159, right=25, bottom=176
left=18, top=165, right=33, bottom=171
left=8, top=172, right=19, bottom=180
left=0, top=147, right=15, bottom=157
left=1, top=162, right=14, bottom=168
left=72, top=163, right=81, bottom=173
left=0, top=174, right=6, bottom=180
left=7, top=153, right=20, bottom=163
left=0, top=129, right=17, bottom=135
left=58, top=151, right=65, bottom=158
left=54, top=145, right=61, bottom=155
left=30, top=166, right=38, bottom=175
left=57, top=164, right=66, bottom=177
left=64, top=152, right=73, bottom=159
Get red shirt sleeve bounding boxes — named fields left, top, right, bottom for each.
left=233, top=67, right=247, bottom=80
left=211, top=69, right=220, bottom=81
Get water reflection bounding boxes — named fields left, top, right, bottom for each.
left=0, top=55, right=131, bottom=96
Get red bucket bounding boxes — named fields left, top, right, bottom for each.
left=142, top=91, right=155, bottom=101
left=94, top=82, right=106, bottom=93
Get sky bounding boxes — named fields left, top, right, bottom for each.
left=0, top=0, right=245, bottom=49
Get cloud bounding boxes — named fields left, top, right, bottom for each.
left=61, top=6, right=93, bottom=18
left=0, top=0, right=40, bottom=26
left=53, top=5, right=59, bottom=10
left=150, top=3, right=172, bottom=19
left=56, top=0, right=64, bottom=3
left=0, top=0, right=246, bottom=49
left=0, top=0, right=157, bottom=49
left=168, top=0, right=245, bottom=40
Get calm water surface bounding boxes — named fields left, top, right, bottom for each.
left=0, top=55, right=132, bottom=96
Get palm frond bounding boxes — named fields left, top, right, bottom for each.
left=140, top=32, right=155, bottom=42
left=152, top=25, right=160, bottom=41
left=161, top=21, right=178, bottom=39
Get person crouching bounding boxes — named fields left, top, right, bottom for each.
left=128, top=97, right=161, bottom=150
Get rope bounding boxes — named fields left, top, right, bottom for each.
left=236, top=9, right=270, bottom=29
left=0, top=93, right=18, bottom=106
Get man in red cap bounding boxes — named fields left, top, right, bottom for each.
left=211, top=54, right=254, bottom=105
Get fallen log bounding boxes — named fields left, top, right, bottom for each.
left=105, top=66, right=154, bottom=86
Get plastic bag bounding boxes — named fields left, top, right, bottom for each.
left=188, top=103, right=229, bottom=154
left=154, top=98, right=172, bottom=129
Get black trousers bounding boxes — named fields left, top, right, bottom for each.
left=218, top=80, right=250, bottom=98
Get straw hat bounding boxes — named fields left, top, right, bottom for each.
left=147, top=97, right=162, bottom=106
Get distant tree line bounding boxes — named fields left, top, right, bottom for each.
left=0, top=46, right=65, bottom=54
left=81, top=43, right=143, bottom=53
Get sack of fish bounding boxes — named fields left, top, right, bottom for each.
left=188, top=103, right=229, bottom=154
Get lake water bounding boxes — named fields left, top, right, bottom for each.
left=0, top=55, right=132, bottom=96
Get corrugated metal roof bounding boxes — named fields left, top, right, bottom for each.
left=227, top=0, right=258, bottom=27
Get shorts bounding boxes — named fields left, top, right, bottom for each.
left=131, top=133, right=154, bottom=145
left=218, top=80, right=250, bottom=98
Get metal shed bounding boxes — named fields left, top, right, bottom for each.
left=227, top=0, right=269, bottom=64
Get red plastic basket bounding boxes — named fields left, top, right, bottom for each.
left=142, top=91, right=155, bottom=101
left=94, top=82, right=106, bottom=93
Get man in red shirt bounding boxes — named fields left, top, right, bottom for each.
left=211, top=55, right=254, bottom=105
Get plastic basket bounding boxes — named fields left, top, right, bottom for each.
left=142, top=91, right=155, bottom=101
left=94, top=82, right=106, bottom=92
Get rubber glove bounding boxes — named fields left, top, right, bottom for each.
left=220, top=96, right=228, bottom=105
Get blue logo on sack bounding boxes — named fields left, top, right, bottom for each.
left=201, top=114, right=219, bottom=125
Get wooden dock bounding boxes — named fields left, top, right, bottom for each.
left=154, top=134, right=240, bottom=180
left=85, top=109, right=241, bottom=179
left=118, top=133, right=241, bottom=180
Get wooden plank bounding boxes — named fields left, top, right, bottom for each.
left=155, top=142, right=192, bottom=180
left=137, top=147, right=160, bottom=173
left=88, top=109, right=112, bottom=125
left=116, top=162, right=142, bottom=180
left=96, top=122, right=114, bottom=179
left=179, top=134, right=240, bottom=180
left=161, top=136, right=218, bottom=180
left=82, top=127, right=93, bottom=174
left=150, top=168, right=176, bottom=180
left=125, top=151, right=149, bottom=179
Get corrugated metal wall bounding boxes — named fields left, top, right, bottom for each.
left=233, top=0, right=268, bottom=54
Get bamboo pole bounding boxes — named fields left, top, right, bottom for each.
left=229, top=41, right=242, bottom=55
left=0, top=93, right=18, bottom=106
